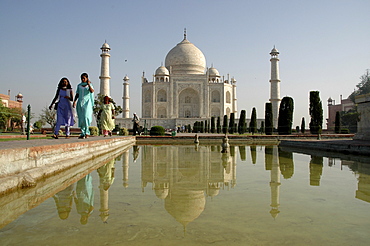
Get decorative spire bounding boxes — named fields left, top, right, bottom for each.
left=184, top=28, right=187, bottom=40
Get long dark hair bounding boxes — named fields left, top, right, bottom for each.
left=57, top=77, right=72, bottom=89
left=81, top=73, right=89, bottom=80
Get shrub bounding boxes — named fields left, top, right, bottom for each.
left=340, top=128, right=350, bottom=134
left=89, top=126, right=99, bottom=136
left=119, top=127, right=129, bottom=136
left=150, top=126, right=165, bottom=136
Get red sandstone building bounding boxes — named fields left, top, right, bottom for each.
left=0, top=91, right=24, bottom=128
left=326, top=95, right=354, bottom=131
left=0, top=91, right=23, bottom=109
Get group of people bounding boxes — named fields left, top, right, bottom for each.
left=49, top=73, right=116, bottom=139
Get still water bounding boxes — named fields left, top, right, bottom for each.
left=0, top=144, right=369, bottom=246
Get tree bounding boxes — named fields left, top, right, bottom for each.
left=301, top=117, right=306, bottom=134
left=238, top=110, right=247, bottom=134
left=334, top=111, right=341, bottom=134
left=349, top=69, right=370, bottom=102
left=309, top=91, right=323, bottom=134
left=341, top=109, right=358, bottom=133
left=39, top=106, right=57, bottom=129
left=278, top=96, right=294, bottom=135
left=222, top=115, right=228, bottom=134
left=211, top=117, right=215, bottom=133
left=217, top=116, right=221, bottom=133
left=260, top=121, right=265, bottom=134
left=265, top=103, right=273, bottom=135
left=0, top=101, right=11, bottom=131
left=229, top=113, right=235, bottom=134
left=249, top=107, right=257, bottom=135
left=0, top=100, right=23, bottom=131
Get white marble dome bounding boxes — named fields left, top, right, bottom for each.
left=155, top=65, right=169, bottom=76
left=165, top=37, right=206, bottom=75
left=208, top=67, right=220, bottom=76
left=101, top=42, right=110, bottom=49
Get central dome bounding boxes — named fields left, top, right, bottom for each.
left=165, top=37, right=206, bottom=75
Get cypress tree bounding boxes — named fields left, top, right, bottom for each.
left=249, top=107, right=257, bottom=135
left=217, top=116, right=221, bottom=133
left=335, top=111, right=341, bottom=134
left=229, top=113, right=235, bottom=134
left=211, top=117, right=215, bottom=133
left=309, top=91, right=323, bottom=134
left=278, top=96, right=294, bottom=135
left=265, top=103, right=273, bottom=135
left=204, top=120, right=208, bottom=133
left=301, top=117, right=305, bottom=134
left=238, top=110, right=247, bottom=134
left=260, top=121, right=265, bottom=134
left=222, top=115, right=228, bottom=134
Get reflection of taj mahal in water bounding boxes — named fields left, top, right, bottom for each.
left=140, top=145, right=236, bottom=228
left=51, top=145, right=370, bottom=227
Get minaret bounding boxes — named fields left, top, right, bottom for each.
left=122, top=75, right=130, bottom=118
left=269, top=146, right=281, bottom=218
left=231, top=77, right=237, bottom=114
left=99, top=42, right=111, bottom=96
left=269, top=47, right=281, bottom=129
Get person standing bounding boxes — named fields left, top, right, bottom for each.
left=99, top=96, right=115, bottom=137
left=49, top=77, right=74, bottom=139
left=132, top=113, right=140, bottom=136
left=73, top=73, right=94, bottom=139
left=21, top=114, right=26, bottom=135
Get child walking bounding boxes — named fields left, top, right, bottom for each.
left=100, top=96, right=115, bottom=136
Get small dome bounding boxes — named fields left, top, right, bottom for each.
left=328, top=97, right=333, bottom=102
left=101, top=42, right=110, bottom=50
left=165, top=37, right=206, bottom=75
left=123, top=75, right=130, bottom=81
left=208, top=67, right=220, bottom=76
left=155, top=188, right=169, bottom=199
left=16, top=93, right=23, bottom=97
left=155, top=66, right=169, bottom=76
left=270, top=46, right=279, bottom=55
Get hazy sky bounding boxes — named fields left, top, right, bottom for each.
left=1, top=0, right=369, bottom=127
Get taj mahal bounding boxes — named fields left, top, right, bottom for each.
left=100, top=31, right=281, bottom=130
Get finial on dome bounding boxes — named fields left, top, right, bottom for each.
left=184, top=28, right=187, bottom=40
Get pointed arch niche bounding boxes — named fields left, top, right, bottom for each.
left=157, top=89, right=167, bottom=102
left=178, top=88, right=200, bottom=118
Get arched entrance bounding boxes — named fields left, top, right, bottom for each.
left=178, top=88, right=200, bottom=118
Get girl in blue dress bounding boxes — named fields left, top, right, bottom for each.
left=49, top=77, right=74, bottom=139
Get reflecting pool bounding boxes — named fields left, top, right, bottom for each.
left=1, top=144, right=370, bottom=246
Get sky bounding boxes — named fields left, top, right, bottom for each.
left=1, top=0, right=369, bottom=127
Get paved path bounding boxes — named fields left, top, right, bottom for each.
left=0, top=135, right=123, bottom=150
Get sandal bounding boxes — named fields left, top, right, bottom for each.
left=52, top=135, right=58, bottom=139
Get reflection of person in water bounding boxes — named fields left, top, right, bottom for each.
left=75, top=173, right=94, bottom=225
left=97, top=159, right=116, bottom=223
left=53, top=184, right=75, bottom=220
left=97, top=159, right=116, bottom=191
left=133, top=145, right=140, bottom=162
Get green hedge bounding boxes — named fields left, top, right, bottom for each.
left=89, top=126, right=99, bottom=136
left=150, top=126, right=165, bottom=136
left=119, top=127, right=129, bottom=136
